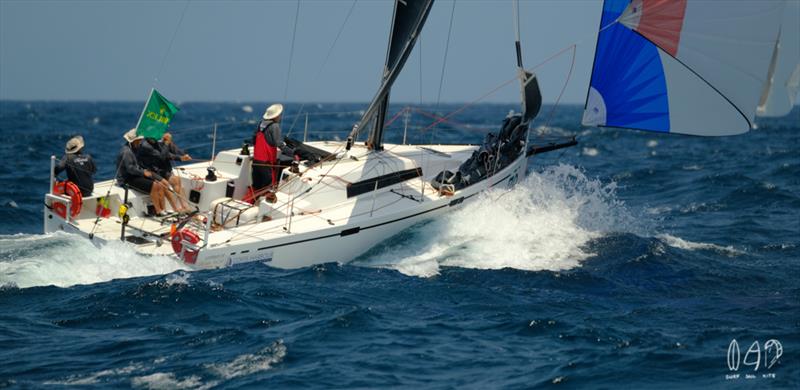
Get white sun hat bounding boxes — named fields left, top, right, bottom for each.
left=123, top=128, right=143, bottom=143
left=262, top=103, right=284, bottom=120
left=65, top=136, right=85, bottom=154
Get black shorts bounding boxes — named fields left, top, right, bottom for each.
left=126, top=176, right=154, bottom=193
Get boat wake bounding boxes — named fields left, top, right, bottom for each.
left=0, top=232, right=187, bottom=289
left=356, top=164, right=642, bottom=277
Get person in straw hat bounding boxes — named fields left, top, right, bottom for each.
left=55, top=135, right=96, bottom=196
left=116, top=129, right=170, bottom=216
left=250, top=103, right=291, bottom=199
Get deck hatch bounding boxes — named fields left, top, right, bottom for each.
left=346, top=168, right=422, bottom=198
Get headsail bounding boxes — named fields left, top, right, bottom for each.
left=583, top=0, right=785, bottom=136
left=359, top=0, right=435, bottom=151
left=757, top=1, right=800, bottom=118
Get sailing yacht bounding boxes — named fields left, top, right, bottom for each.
left=43, top=0, right=572, bottom=269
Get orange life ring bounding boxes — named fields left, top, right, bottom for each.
left=171, top=229, right=200, bottom=264
left=52, top=181, right=83, bottom=219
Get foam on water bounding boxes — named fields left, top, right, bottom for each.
left=657, top=233, right=744, bottom=257
left=204, top=340, right=287, bottom=379
left=361, top=164, right=638, bottom=277
left=0, top=232, right=188, bottom=289
left=44, top=363, right=146, bottom=386
left=582, top=147, right=599, bottom=157
left=40, top=341, right=285, bottom=388
left=131, top=373, right=208, bottom=390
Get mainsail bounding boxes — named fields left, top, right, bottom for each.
left=357, top=0, right=435, bottom=151
left=583, top=0, right=785, bottom=136
left=757, top=1, right=800, bottom=118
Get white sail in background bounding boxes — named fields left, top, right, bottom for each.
left=757, top=1, right=800, bottom=118
left=584, top=0, right=785, bottom=136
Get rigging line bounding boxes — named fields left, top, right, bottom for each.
left=434, top=0, right=456, bottom=112
left=167, top=119, right=250, bottom=135
left=420, top=42, right=576, bottom=133
left=419, top=35, right=424, bottom=105
left=383, top=106, right=408, bottom=129
left=412, top=107, right=489, bottom=133
left=513, top=0, right=521, bottom=45
left=154, top=0, right=191, bottom=85
left=88, top=152, right=128, bottom=237
left=542, top=44, right=577, bottom=130
left=287, top=0, right=359, bottom=135
left=283, top=0, right=302, bottom=100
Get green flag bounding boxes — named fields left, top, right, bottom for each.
left=135, top=89, right=179, bottom=139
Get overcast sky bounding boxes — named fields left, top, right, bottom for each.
left=0, top=0, right=602, bottom=103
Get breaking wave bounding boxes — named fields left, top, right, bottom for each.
left=358, top=164, right=642, bottom=277
left=0, top=232, right=188, bottom=289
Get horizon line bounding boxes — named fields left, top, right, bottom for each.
left=0, top=99, right=587, bottom=106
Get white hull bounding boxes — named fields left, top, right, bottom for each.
left=44, top=142, right=528, bottom=270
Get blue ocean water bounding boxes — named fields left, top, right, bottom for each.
left=0, top=101, right=798, bottom=388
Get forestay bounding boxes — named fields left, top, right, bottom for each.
left=757, top=1, right=800, bottom=118
left=583, top=0, right=785, bottom=136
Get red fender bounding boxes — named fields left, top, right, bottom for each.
left=52, top=181, right=83, bottom=219
left=171, top=229, right=200, bottom=264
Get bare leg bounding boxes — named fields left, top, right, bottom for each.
left=169, top=176, right=189, bottom=210
left=165, top=190, right=178, bottom=212
left=149, top=185, right=164, bottom=214
left=158, top=180, right=179, bottom=212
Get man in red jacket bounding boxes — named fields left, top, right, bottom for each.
left=251, top=103, right=287, bottom=199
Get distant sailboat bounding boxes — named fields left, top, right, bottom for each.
left=757, top=1, right=800, bottom=118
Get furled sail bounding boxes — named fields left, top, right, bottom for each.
left=521, top=70, right=541, bottom=124
left=583, top=0, right=785, bottom=136
left=358, top=0, right=435, bottom=151
left=757, top=1, right=800, bottom=118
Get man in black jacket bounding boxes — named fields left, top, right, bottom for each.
left=55, top=135, right=96, bottom=196
left=116, top=129, right=169, bottom=215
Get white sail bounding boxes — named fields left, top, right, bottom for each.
left=757, top=1, right=800, bottom=118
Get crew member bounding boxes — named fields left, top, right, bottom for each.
left=116, top=129, right=169, bottom=216
left=55, top=135, right=96, bottom=196
left=251, top=103, right=290, bottom=195
left=161, top=132, right=191, bottom=161
left=159, top=132, right=192, bottom=211
left=137, top=136, right=185, bottom=212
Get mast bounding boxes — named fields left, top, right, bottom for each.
left=352, top=0, right=435, bottom=151
left=513, top=0, right=542, bottom=124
